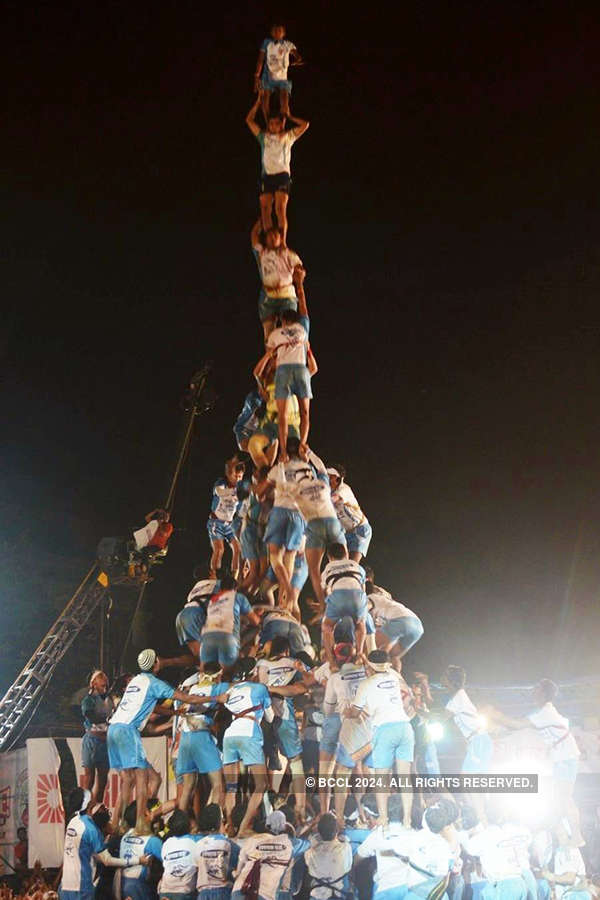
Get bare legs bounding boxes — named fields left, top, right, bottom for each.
left=82, top=764, right=108, bottom=806
left=259, top=191, right=289, bottom=245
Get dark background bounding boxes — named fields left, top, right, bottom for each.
left=3, top=0, right=600, bottom=713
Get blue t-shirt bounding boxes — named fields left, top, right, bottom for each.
left=224, top=681, right=272, bottom=740
left=110, top=673, right=175, bottom=731
left=61, top=813, right=104, bottom=895
left=233, top=391, right=263, bottom=448
left=121, top=830, right=163, bottom=884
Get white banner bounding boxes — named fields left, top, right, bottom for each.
left=26, top=739, right=64, bottom=868
left=0, top=747, right=27, bottom=872
left=66, top=736, right=169, bottom=814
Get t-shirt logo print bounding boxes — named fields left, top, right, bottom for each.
left=37, top=773, right=64, bottom=824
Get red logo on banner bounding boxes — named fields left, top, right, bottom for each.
left=36, top=774, right=64, bottom=824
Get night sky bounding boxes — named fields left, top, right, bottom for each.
left=3, top=1, right=600, bottom=692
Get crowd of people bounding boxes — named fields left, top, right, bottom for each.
left=32, top=21, right=596, bottom=900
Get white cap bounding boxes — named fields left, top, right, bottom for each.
left=79, top=789, right=92, bottom=812
left=266, top=810, right=287, bottom=834
left=137, top=648, right=157, bottom=671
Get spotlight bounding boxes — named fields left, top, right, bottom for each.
left=427, top=721, right=444, bottom=742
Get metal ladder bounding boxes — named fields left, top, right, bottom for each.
left=0, top=565, right=109, bottom=751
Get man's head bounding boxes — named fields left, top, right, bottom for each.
left=17, top=827, right=27, bottom=842
left=266, top=810, right=287, bottom=835
left=137, top=648, right=159, bottom=674
left=366, top=650, right=390, bottom=673
left=270, top=23, right=286, bottom=40
left=280, top=309, right=301, bottom=326
left=226, top=457, right=245, bottom=483
left=267, top=115, right=285, bottom=134
left=269, top=636, right=291, bottom=658
left=156, top=509, right=170, bottom=522
left=363, top=565, right=375, bottom=584
left=459, top=804, right=479, bottom=832
left=215, top=568, right=237, bottom=591
left=327, top=542, right=348, bottom=561
left=533, top=678, right=557, bottom=706
left=326, top=464, right=346, bottom=491
left=202, top=662, right=224, bottom=683
left=318, top=812, right=338, bottom=841
left=123, top=798, right=156, bottom=831
left=234, top=656, right=258, bottom=682
left=89, top=670, right=109, bottom=694
left=423, top=799, right=458, bottom=834
left=168, top=809, right=191, bottom=836
left=265, top=227, right=283, bottom=249
left=286, top=436, right=301, bottom=458
left=442, top=665, right=466, bottom=692
left=334, top=642, right=355, bottom=664
left=198, top=803, right=222, bottom=833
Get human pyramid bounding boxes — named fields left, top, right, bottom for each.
left=62, top=23, right=588, bottom=900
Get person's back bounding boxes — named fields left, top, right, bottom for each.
left=355, top=670, right=409, bottom=726
left=202, top=589, right=250, bottom=641
left=160, top=832, right=199, bottom=898
left=61, top=812, right=104, bottom=900
left=110, top=672, right=171, bottom=732
left=305, top=815, right=352, bottom=900
left=232, top=831, right=294, bottom=900
left=195, top=831, right=238, bottom=895
left=120, top=827, right=163, bottom=900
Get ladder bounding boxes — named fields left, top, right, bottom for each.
left=0, top=566, right=109, bottom=751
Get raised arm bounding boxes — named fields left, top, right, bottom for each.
left=251, top=218, right=262, bottom=249
left=144, top=509, right=159, bottom=523
left=246, top=97, right=262, bottom=137
left=254, top=49, right=266, bottom=92
left=287, top=113, right=309, bottom=139
left=253, top=350, right=274, bottom=395
left=293, top=265, right=308, bottom=316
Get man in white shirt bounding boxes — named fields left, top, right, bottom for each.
left=490, top=678, right=583, bottom=846
left=348, top=651, right=415, bottom=828
left=366, top=585, right=424, bottom=669
left=255, top=268, right=316, bottom=455
left=356, top=797, right=454, bottom=900
left=231, top=810, right=309, bottom=900
left=320, top=543, right=368, bottom=664
left=246, top=95, right=309, bottom=245
left=327, top=465, right=373, bottom=562
left=538, top=821, right=590, bottom=900
left=251, top=219, right=304, bottom=340
left=461, top=811, right=529, bottom=900
left=305, top=813, right=353, bottom=900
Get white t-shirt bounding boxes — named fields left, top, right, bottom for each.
left=267, top=318, right=309, bottom=367
left=160, top=835, right=199, bottom=894
left=358, top=825, right=452, bottom=892
left=527, top=703, right=580, bottom=762
left=260, top=130, right=297, bottom=175
left=195, top=833, right=236, bottom=891
left=464, top=825, right=523, bottom=882
left=133, top=519, right=159, bottom=550
left=232, top=833, right=294, bottom=900
left=271, top=453, right=336, bottom=521
left=369, top=593, right=416, bottom=627
left=332, top=482, right=366, bottom=531
left=268, top=457, right=310, bottom=510
left=223, top=681, right=273, bottom=739
left=254, top=245, right=301, bottom=294
left=313, top=662, right=331, bottom=685
left=445, top=688, right=485, bottom=740
left=499, top=823, right=532, bottom=872
left=305, top=838, right=353, bottom=900
left=324, top=663, right=368, bottom=715
left=322, top=559, right=366, bottom=594
left=353, top=670, right=410, bottom=727
left=186, top=578, right=218, bottom=605
left=257, top=656, right=300, bottom=719
left=553, top=845, right=586, bottom=900
left=263, top=39, right=296, bottom=81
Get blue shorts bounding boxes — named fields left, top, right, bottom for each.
left=365, top=612, right=375, bottom=635
left=200, top=632, right=239, bottom=667
left=325, top=589, right=367, bottom=622
left=82, top=733, right=109, bottom=770
left=274, top=364, right=312, bottom=400
left=264, top=507, right=305, bottom=550
left=176, top=730, right=222, bottom=775
left=346, top=521, right=373, bottom=556
left=365, top=721, right=414, bottom=768
left=121, top=878, right=155, bottom=900
left=383, top=615, right=424, bottom=652
left=261, top=73, right=292, bottom=93
left=160, top=893, right=197, bottom=900
left=335, top=740, right=358, bottom=770
left=415, top=742, right=441, bottom=776
left=306, top=516, right=347, bottom=550
left=176, top=605, right=205, bottom=646
left=241, top=520, right=266, bottom=561
left=553, top=758, right=578, bottom=782
left=258, top=290, right=297, bottom=323
left=223, top=734, right=265, bottom=767
left=260, top=619, right=306, bottom=655
left=107, top=723, right=147, bottom=771
left=481, top=878, right=527, bottom=900
left=292, top=553, right=309, bottom=590
left=198, top=889, right=233, bottom=900
left=207, top=518, right=236, bottom=543
left=462, top=732, right=494, bottom=774
left=278, top=715, right=303, bottom=759
left=60, top=890, right=93, bottom=900
left=321, top=714, right=342, bottom=754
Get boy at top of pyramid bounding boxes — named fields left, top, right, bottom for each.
left=246, top=96, right=309, bottom=247
left=253, top=22, right=304, bottom=121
